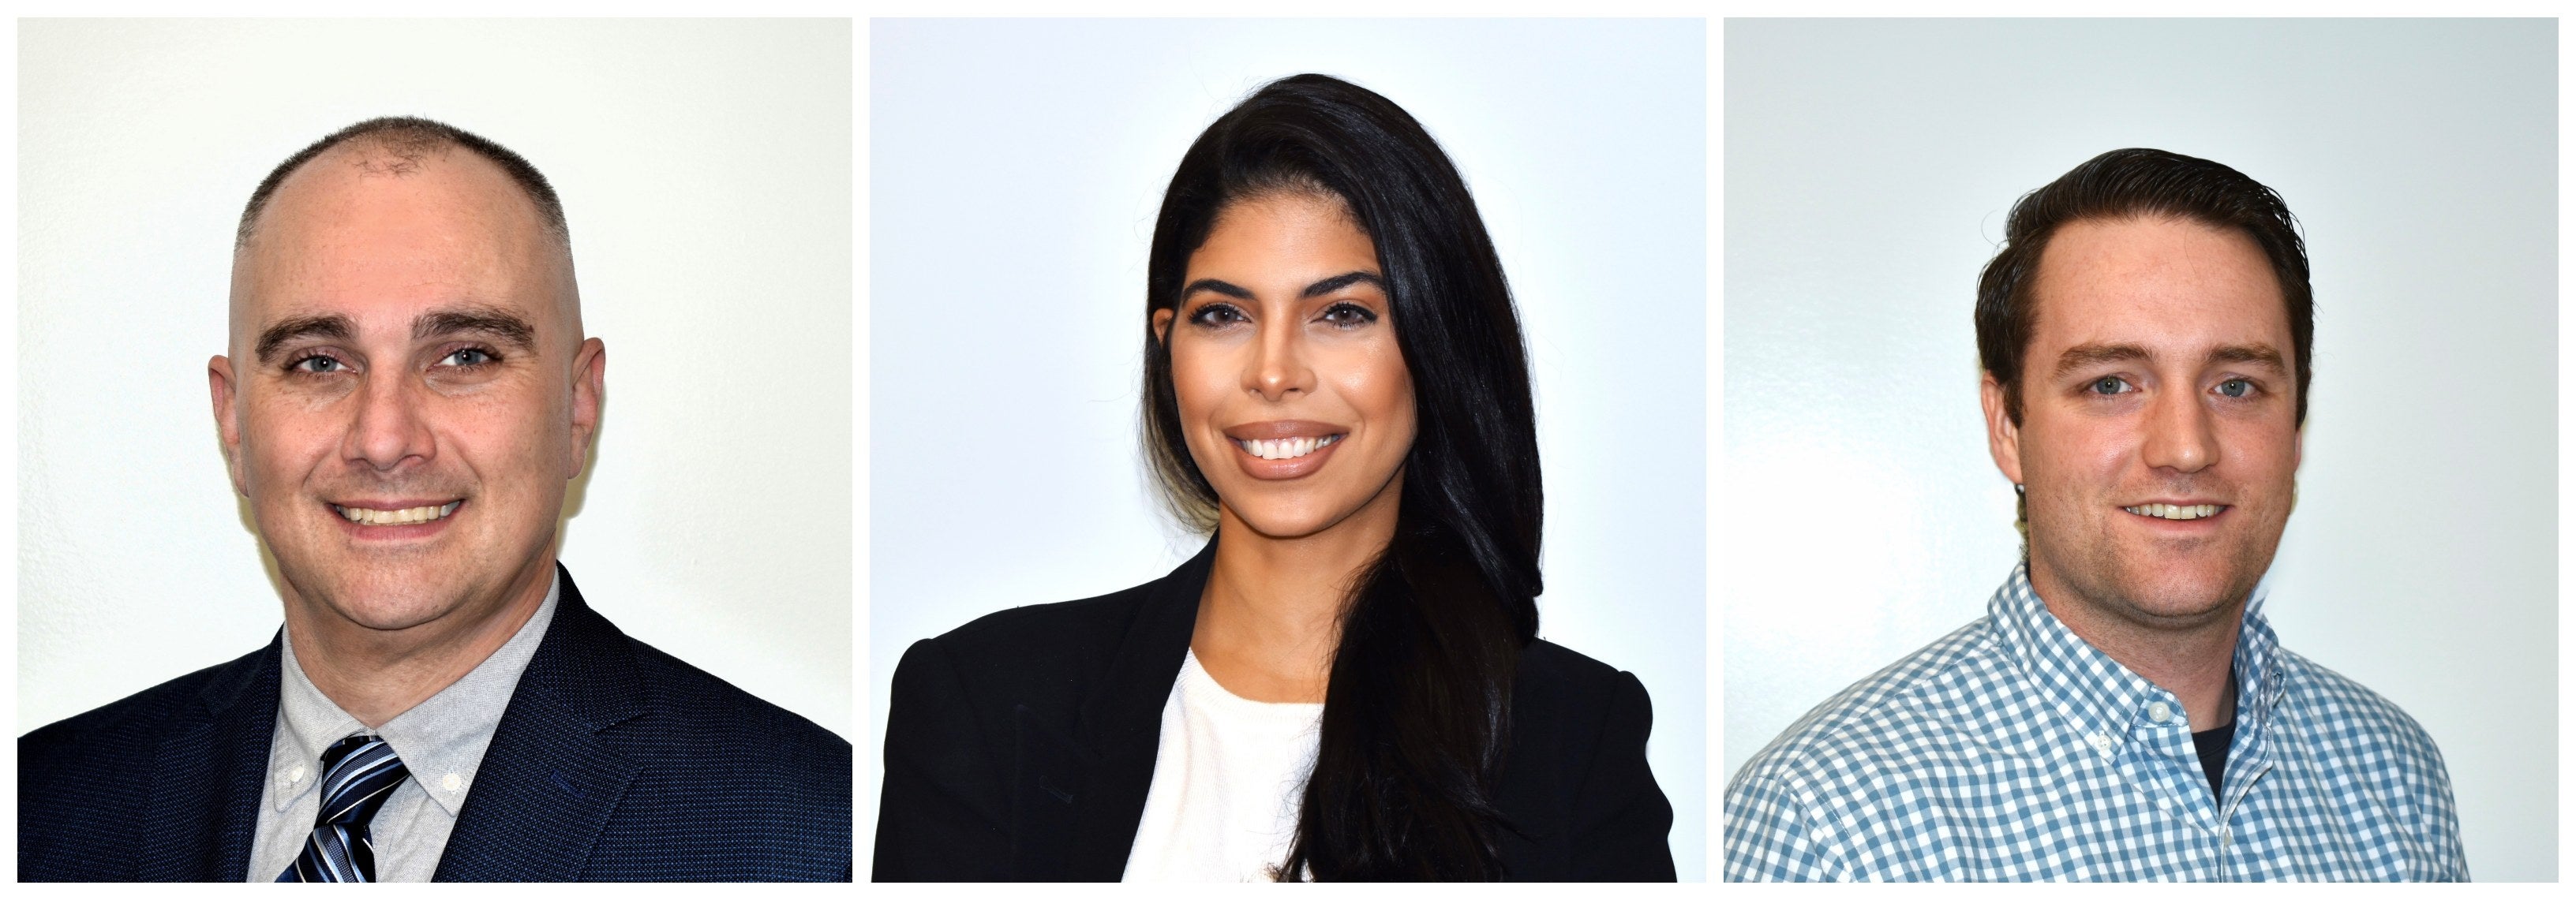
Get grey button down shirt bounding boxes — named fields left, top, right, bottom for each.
left=245, top=574, right=560, bottom=882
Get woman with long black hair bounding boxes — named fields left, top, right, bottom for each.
left=874, top=73, right=1672, bottom=882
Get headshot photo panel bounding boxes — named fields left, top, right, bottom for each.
left=17, top=19, right=853, bottom=881
left=867, top=18, right=1705, bottom=882
left=1720, top=19, right=2552, bottom=882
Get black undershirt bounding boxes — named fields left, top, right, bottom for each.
left=2191, top=662, right=2242, bottom=801
left=2192, top=722, right=2235, bottom=801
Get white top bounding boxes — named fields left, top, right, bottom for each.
left=1121, top=648, right=1326, bottom=882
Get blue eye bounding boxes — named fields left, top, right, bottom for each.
left=440, top=348, right=496, bottom=367
left=2089, top=376, right=2130, bottom=395
left=289, top=354, right=345, bottom=375
left=2217, top=379, right=2252, bottom=398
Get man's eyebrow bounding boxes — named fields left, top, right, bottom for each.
left=2208, top=343, right=2288, bottom=373
left=2052, top=342, right=2152, bottom=377
left=1181, top=278, right=1254, bottom=301
left=414, top=306, right=538, bottom=351
left=254, top=315, right=355, bottom=363
left=1302, top=271, right=1385, bottom=298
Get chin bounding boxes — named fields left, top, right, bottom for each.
left=1225, top=505, right=1343, bottom=540
left=328, top=592, right=471, bottom=632
left=274, top=554, right=480, bottom=632
left=2113, top=569, right=2240, bottom=619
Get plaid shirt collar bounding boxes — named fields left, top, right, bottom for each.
left=1991, top=562, right=2286, bottom=764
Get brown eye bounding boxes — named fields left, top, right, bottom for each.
left=1189, top=304, right=1248, bottom=327
left=1320, top=303, right=1377, bottom=327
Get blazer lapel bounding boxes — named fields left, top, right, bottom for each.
left=433, top=566, right=645, bottom=882
left=1013, top=540, right=1212, bottom=881
left=139, top=633, right=280, bottom=882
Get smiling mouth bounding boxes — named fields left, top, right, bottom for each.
left=1235, top=434, right=1344, bottom=461
left=333, top=501, right=462, bottom=526
left=2122, top=502, right=2224, bottom=521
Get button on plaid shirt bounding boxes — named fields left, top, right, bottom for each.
left=1724, top=564, right=2467, bottom=881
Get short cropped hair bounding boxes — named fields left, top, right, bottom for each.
left=235, top=116, right=568, bottom=251
left=1975, top=148, right=2314, bottom=426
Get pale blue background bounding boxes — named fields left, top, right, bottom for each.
left=1724, top=19, right=2554, bottom=881
left=871, top=18, right=1708, bottom=879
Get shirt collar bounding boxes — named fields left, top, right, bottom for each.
left=271, top=571, right=561, bottom=816
left=1990, top=561, right=2279, bottom=747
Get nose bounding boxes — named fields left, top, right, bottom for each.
left=342, top=368, right=435, bottom=472
left=1244, top=317, right=1314, bottom=402
left=2140, top=385, right=2218, bottom=475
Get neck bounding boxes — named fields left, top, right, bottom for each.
left=283, top=557, right=554, bottom=729
left=2026, top=559, right=2244, bottom=731
left=1193, top=481, right=1402, bottom=704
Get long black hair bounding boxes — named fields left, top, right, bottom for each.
left=1140, top=73, right=1544, bottom=881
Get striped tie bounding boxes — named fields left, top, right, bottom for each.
left=277, top=734, right=411, bottom=882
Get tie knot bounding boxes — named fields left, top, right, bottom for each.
left=315, top=734, right=410, bottom=827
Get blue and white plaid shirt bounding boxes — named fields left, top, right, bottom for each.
left=1724, top=564, right=2466, bottom=881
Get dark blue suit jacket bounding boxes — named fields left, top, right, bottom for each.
left=18, top=565, right=852, bottom=882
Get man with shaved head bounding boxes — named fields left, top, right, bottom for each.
left=20, top=118, right=850, bottom=882
left=1724, top=149, right=2466, bottom=881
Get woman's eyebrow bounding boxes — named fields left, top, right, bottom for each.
left=1302, top=271, right=1385, bottom=298
left=1181, top=278, right=1254, bottom=300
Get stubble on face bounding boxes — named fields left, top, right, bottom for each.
left=1999, top=215, right=2301, bottom=635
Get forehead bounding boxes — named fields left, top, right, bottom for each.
left=2028, top=216, right=2291, bottom=357
left=231, top=146, right=564, bottom=334
left=1190, top=193, right=1377, bottom=276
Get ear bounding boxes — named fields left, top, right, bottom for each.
left=208, top=354, right=249, bottom=497
left=1980, top=372, right=2025, bottom=487
left=1151, top=308, right=1176, bottom=347
left=567, top=337, right=607, bottom=479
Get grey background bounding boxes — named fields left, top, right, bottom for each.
left=871, top=18, right=1709, bottom=879
left=1723, top=19, right=2554, bottom=880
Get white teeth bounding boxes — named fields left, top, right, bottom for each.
left=337, top=502, right=461, bottom=526
left=1237, top=434, right=1342, bottom=461
left=2123, top=503, right=2220, bottom=521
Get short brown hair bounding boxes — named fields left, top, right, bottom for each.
left=1975, top=148, right=2314, bottom=426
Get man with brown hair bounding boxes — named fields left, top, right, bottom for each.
left=1724, top=149, right=2465, bottom=881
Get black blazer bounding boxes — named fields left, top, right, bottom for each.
left=874, top=540, right=1675, bottom=881
left=19, top=564, right=853, bottom=881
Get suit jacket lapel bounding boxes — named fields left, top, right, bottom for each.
left=434, top=565, right=645, bottom=882
left=1015, top=540, right=1211, bottom=881
left=140, top=633, right=280, bottom=881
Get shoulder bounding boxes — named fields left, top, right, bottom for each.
left=620, top=634, right=852, bottom=762
left=21, top=641, right=271, bottom=773
left=1518, top=638, right=1636, bottom=695
left=1508, top=639, right=1655, bottom=742
left=913, top=579, right=1159, bottom=670
left=889, top=577, right=1166, bottom=716
left=2270, top=648, right=2453, bottom=782
left=1727, top=617, right=1998, bottom=797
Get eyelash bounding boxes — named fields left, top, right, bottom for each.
left=279, top=345, right=504, bottom=376
left=2082, top=375, right=2262, bottom=398
left=1185, top=302, right=1380, bottom=329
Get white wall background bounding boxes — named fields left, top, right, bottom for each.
left=868, top=19, right=1708, bottom=879
left=1722, top=19, right=2553, bottom=881
left=19, top=20, right=853, bottom=739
